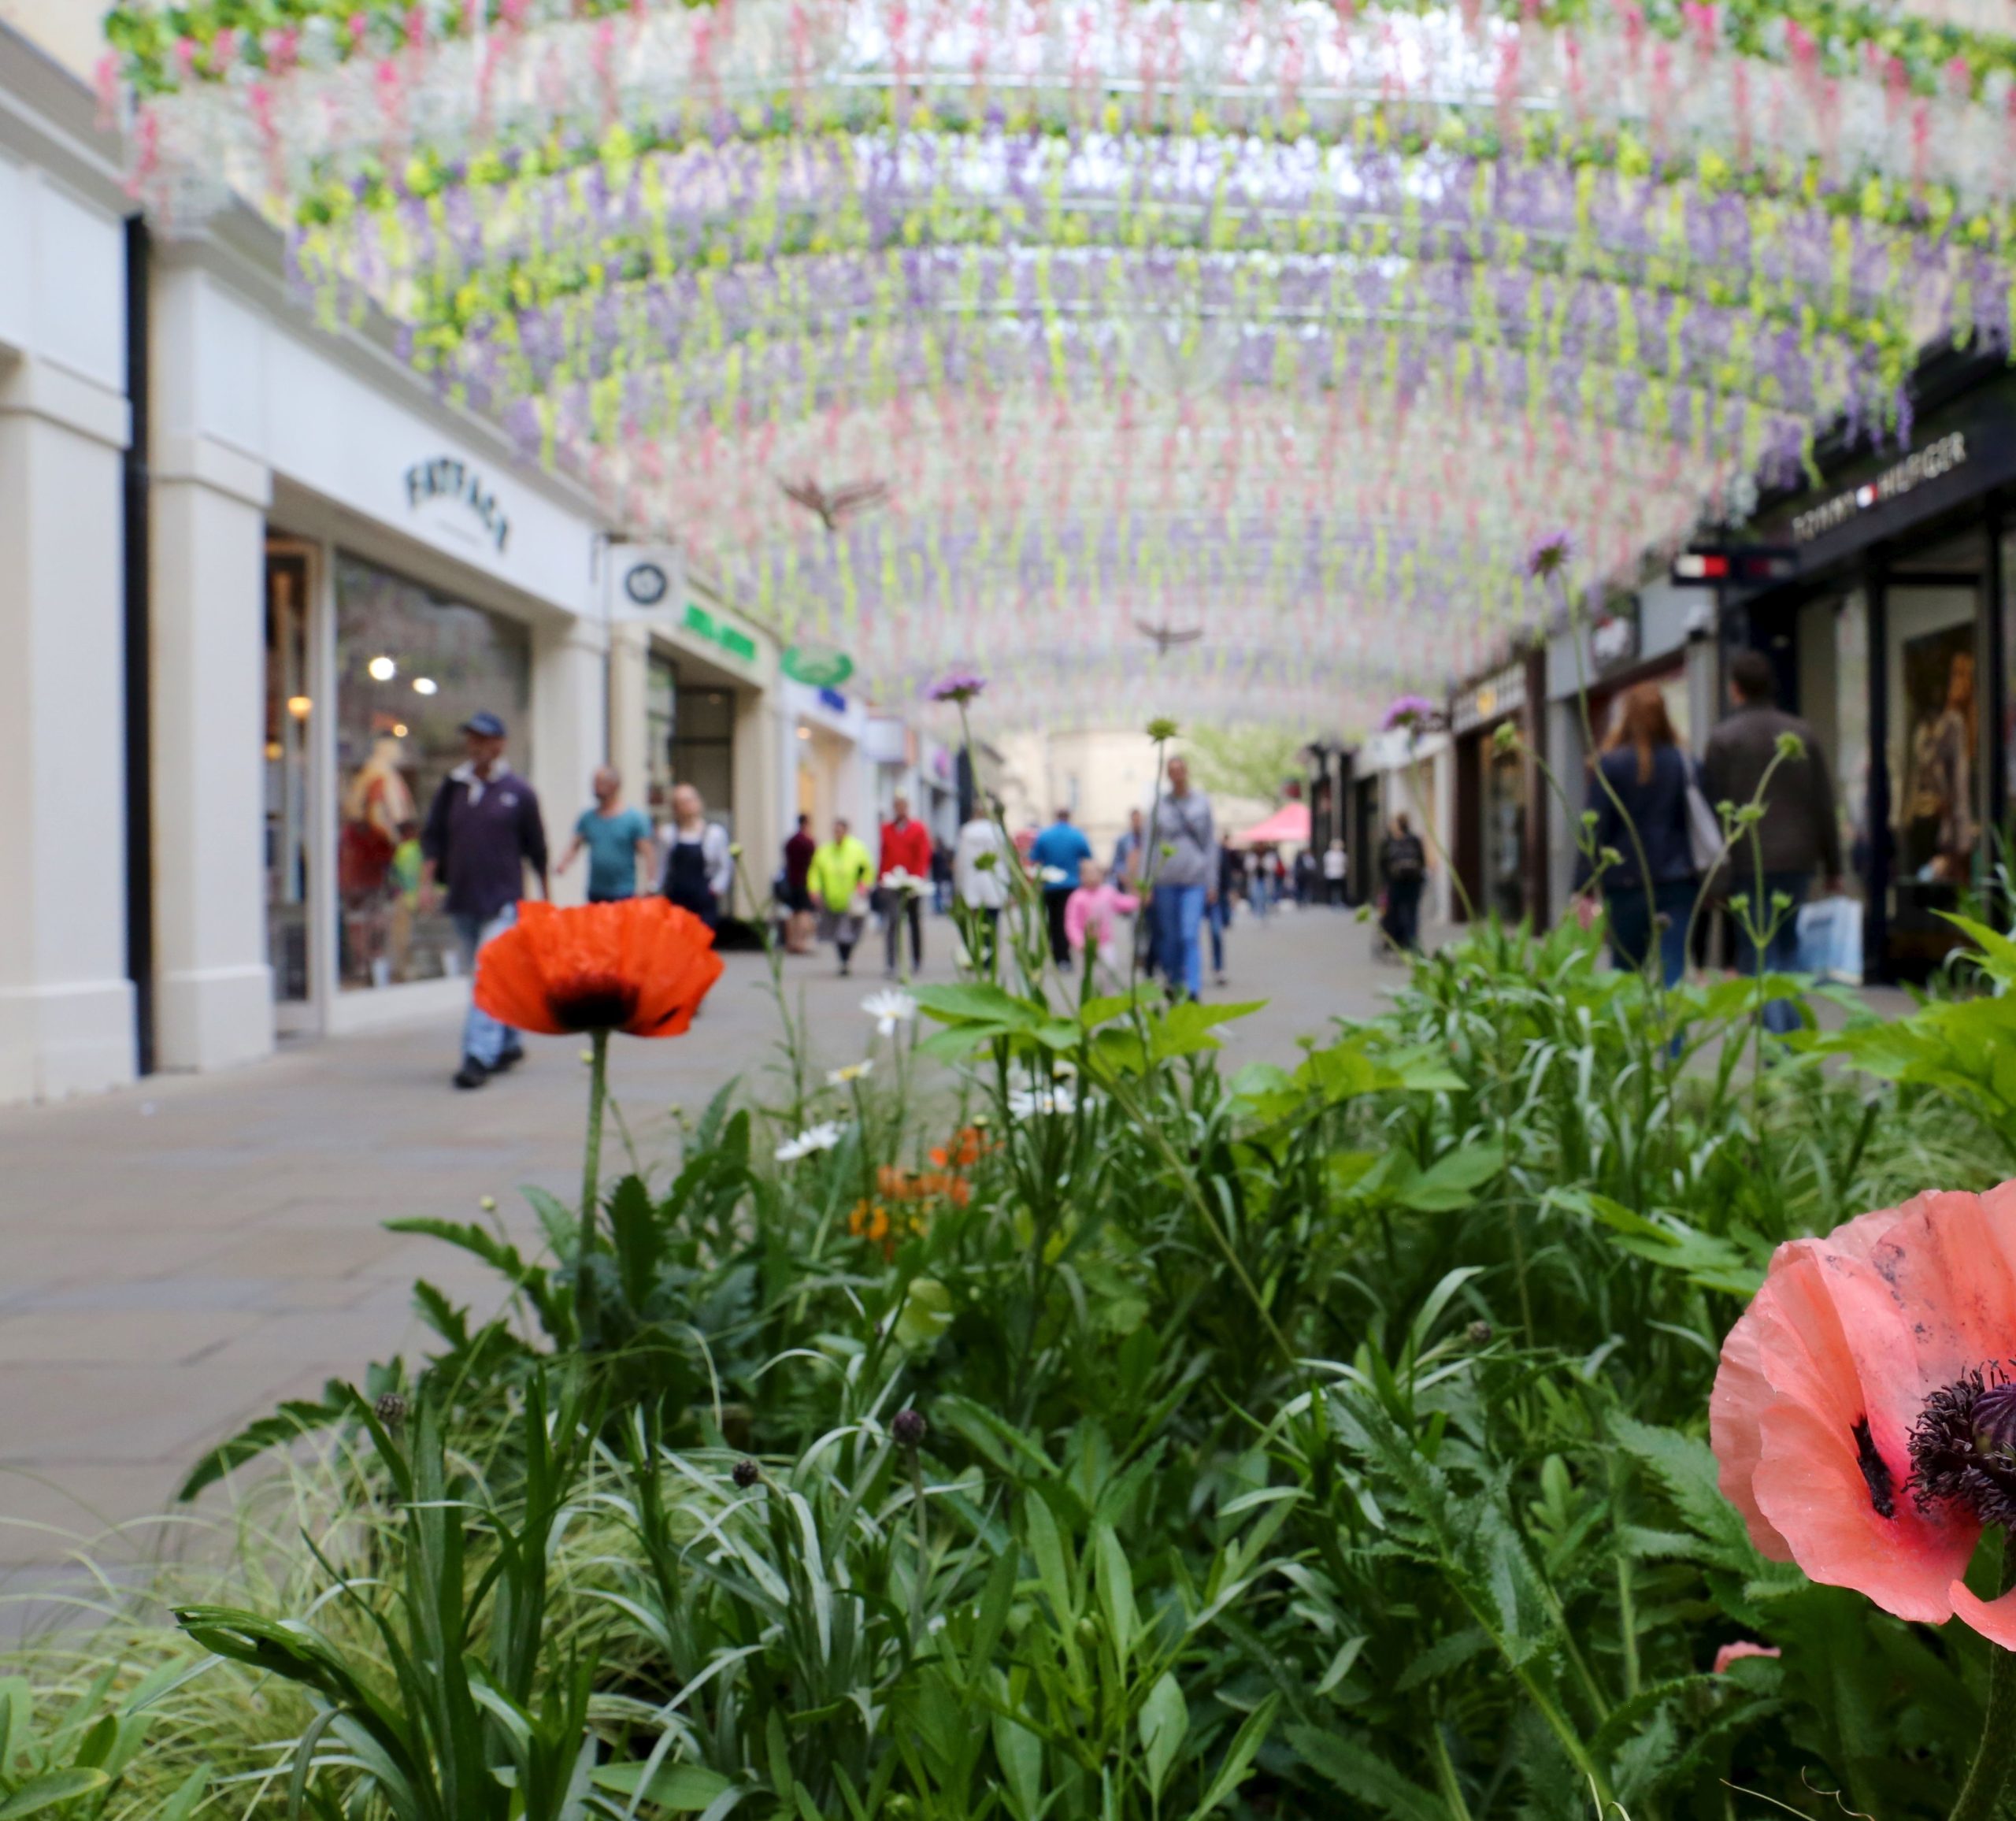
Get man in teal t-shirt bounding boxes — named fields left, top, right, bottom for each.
left=558, top=767, right=655, bottom=903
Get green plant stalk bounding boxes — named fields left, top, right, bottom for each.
left=1949, top=1541, right=2016, bottom=1821
left=582, top=1027, right=609, bottom=1255
left=1427, top=1719, right=1475, bottom=1821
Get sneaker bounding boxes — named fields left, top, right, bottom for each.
left=1214, top=971, right=1227, bottom=986
left=453, top=1057, right=490, bottom=1090
left=492, top=1042, right=524, bottom=1074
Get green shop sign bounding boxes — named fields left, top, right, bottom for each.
left=680, top=602, right=758, bottom=666
left=781, top=643, right=854, bottom=688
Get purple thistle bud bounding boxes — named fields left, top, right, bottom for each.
left=1526, top=530, right=1574, bottom=580
left=374, top=1392, right=410, bottom=1429
left=928, top=671, right=985, bottom=705
left=1380, top=693, right=1440, bottom=733
left=732, top=1458, right=762, bottom=1489
left=891, top=1407, right=928, bottom=1448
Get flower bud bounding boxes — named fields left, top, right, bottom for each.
left=479, top=1195, right=498, bottom=1213
left=732, top=1458, right=762, bottom=1489
left=1774, top=731, right=1807, bottom=761
left=891, top=1407, right=928, bottom=1448
left=374, top=1392, right=410, bottom=1430
left=1466, top=1320, right=1494, bottom=1347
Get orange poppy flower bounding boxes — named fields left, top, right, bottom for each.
left=474, top=898, right=724, bottom=1037
left=1710, top=1185, right=2016, bottom=1645
left=930, top=1126, right=990, bottom=1170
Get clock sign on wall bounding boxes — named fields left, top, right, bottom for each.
left=623, top=560, right=670, bottom=607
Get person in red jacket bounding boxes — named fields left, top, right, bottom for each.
left=878, top=794, right=933, bottom=977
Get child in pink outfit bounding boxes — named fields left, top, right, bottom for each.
left=1064, top=859, right=1139, bottom=974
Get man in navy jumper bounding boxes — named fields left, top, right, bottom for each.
left=419, top=712, right=549, bottom=1089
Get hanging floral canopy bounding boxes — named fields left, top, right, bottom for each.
left=105, top=0, right=2016, bottom=729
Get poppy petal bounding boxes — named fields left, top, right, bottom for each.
left=1710, top=1306, right=1789, bottom=1559
left=1858, top=1187, right=2016, bottom=1391
left=1947, top=1576, right=2016, bottom=1650
left=471, top=898, right=721, bottom=1037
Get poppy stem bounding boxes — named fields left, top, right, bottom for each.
left=1951, top=1539, right=2016, bottom=1821
left=581, top=1028, right=609, bottom=1261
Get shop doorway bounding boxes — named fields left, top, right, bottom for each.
left=264, top=543, right=318, bottom=1031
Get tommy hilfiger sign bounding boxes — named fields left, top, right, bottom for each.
left=404, top=456, right=511, bottom=554
left=1790, top=432, right=1969, bottom=545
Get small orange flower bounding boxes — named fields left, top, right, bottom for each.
left=877, top=1166, right=973, bottom=1208
left=848, top=1200, right=891, bottom=1243
left=474, top=898, right=724, bottom=1037
left=929, top=1126, right=991, bottom=1170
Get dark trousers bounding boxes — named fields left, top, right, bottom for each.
left=1384, top=878, right=1424, bottom=951
left=1605, top=879, right=1695, bottom=988
left=1208, top=896, right=1228, bottom=973
left=1043, top=889, right=1073, bottom=966
left=1729, top=871, right=1807, bottom=1035
left=883, top=894, right=923, bottom=972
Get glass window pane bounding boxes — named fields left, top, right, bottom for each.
left=335, top=553, right=531, bottom=992
left=265, top=551, right=313, bottom=1002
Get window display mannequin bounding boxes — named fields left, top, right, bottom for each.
left=1902, top=647, right=1978, bottom=883
left=340, top=724, right=418, bottom=985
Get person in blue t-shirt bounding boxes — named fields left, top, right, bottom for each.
left=1029, top=807, right=1094, bottom=966
left=558, top=766, right=655, bottom=903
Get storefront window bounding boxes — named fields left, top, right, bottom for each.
left=1886, top=573, right=1985, bottom=974
left=1481, top=736, right=1525, bottom=922
left=334, top=553, right=531, bottom=992
left=1833, top=592, right=1872, bottom=896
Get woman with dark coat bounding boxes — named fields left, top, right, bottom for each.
left=1575, top=683, right=1699, bottom=988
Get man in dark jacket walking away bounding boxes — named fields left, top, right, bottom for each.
left=1378, top=814, right=1429, bottom=954
left=1702, top=649, right=1844, bottom=1034
left=419, top=712, right=549, bottom=1089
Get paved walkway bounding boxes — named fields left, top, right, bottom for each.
left=0, top=901, right=1399, bottom=1582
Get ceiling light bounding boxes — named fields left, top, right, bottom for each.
left=393, top=722, right=410, bottom=738
left=367, top=655, right=397, bottom=681
left=795, top=726, right=812, bottom=740
left=287, top=695, right=313, bottom=718
left=413, top=677, right=439, bottom=695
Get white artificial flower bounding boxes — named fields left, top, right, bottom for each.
left=775, top=1121, right=844, bottom=1163
left=1008, top=1082, right=1080, bottom=1119
left=861, top=988, right=919, bottom=1037
left=828, top=1059, right=876, bottom=1086
left=1039, top=865, right=1073, bottom=887
left=882, top=866, right=925, bottom=896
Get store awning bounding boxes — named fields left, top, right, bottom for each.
left=1233, top=803, right=1310, bottom=847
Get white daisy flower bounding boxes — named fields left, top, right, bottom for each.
left=827, top=1059, right=876, bottom=1086
left=775, top=1121, right=844, bottom=1163
left=1007, top=1082, right=1080, bottom=1119
left=861, top=988, right=919, bottom=1037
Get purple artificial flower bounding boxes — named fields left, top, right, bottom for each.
left=1380, top=693, right=1439, bottom=733
left=928, top=670, right=986, bottom=705
left=1526, top=530, right=1574, bottom=580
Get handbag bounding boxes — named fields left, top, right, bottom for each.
left=1684, top=774, right=1724, bottom=877
left=848, top=884, right=873, bottom=920
left=1795, top=896, right=1864, bottom=985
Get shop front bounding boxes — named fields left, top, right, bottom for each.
left=784, top=680, right=870, bottom=859
left=1728, top=369, right=2016, bottom=983
left=1450, top=654, right=1545, bottom=927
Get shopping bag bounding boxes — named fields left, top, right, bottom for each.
left=1684, top=778, right=1724, bottom=877
left=1794, top=896, right=1863, bottom=985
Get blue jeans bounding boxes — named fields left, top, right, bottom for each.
left=1605, top=880, right=1693, bottom=989
left=452, top=903, right=518, bottom=1066
left=1730, top=871, right=1808, bottom=1036
left=1153, top=884, right=1207, bottom=1000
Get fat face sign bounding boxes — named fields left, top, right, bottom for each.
left=404, top=455, right=511, bottom=555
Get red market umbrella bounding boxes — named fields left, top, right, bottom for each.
left=1232, top=803, right=1310, bottom=847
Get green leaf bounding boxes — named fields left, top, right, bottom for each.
left=0, top=1771, right=111, bottom=1819
left=592, top=1762, right=735, bottom=1810
left=1187, top=1693, right=1279, bottom=1816
left=912, top=982, right=1041, bottom=1025
left=1093, top=1522, right=1137, bottom=1665
left=1610, top=1416, right=1763, bottom=1573
left=892, top=1277, right=954, bottom=1352
left=176, top=1384, right=350, bottom=1500
left=1287, top=1725, right=1446, bottom=1821
left=1393, top=1143, right=1504, bottom=1212
left=1139, top=1673, right=1188, bottom=1799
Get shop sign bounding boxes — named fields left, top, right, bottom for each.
left=404, top=455, right=510, bottom=554
left=1453, top=662, right=1528, bottom=734
left=782, top=642, right=855, bottom=688
left=680, top=602, right=759, bottom=665
left=1791, top=432, right=1969, bottom=544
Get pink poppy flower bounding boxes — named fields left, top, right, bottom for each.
left=1710, top=1186, right=2016, bottom=1646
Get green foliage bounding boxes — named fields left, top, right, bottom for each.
left=1175, top=725, right=1310, bottom=811
left=18, top=901, right=2016, bottom=1819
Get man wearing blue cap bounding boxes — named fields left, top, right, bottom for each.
left=419, top=712, right=549, bottom=1089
